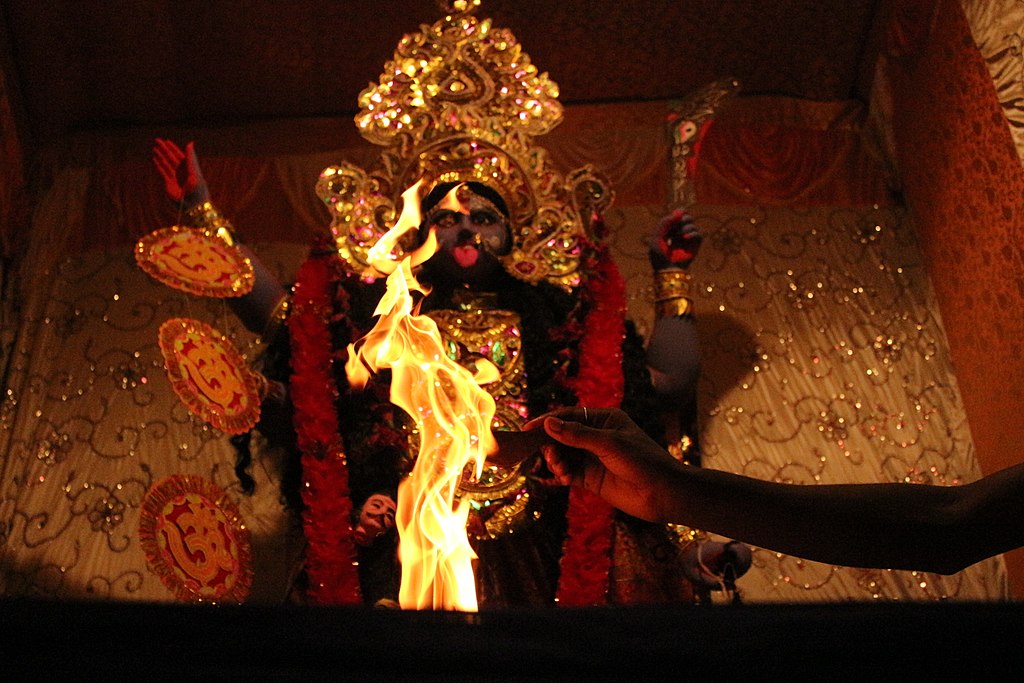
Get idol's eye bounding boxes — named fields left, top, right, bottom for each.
left=430, top=210, right=460, bottom=229
left=470, top=209, right=500, bottom=226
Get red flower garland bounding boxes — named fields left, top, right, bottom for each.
left=287, top=238, right=627, bottom=607
left=288, top=248, right=361, bottom=605
left=556, top=244, right=627, bottom=606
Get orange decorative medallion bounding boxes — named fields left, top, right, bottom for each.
left=159, top=317, right=263, bottom=434
left=139, top=475, right=252, bottom=603
left=136, top=225, right=254, bottom=298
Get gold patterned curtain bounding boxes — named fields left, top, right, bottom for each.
left=680, top=202, right=1008, bottom=600
left=0, top=96, right=1008, bottom=603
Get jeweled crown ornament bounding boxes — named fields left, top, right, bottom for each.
left=317, top=0, right=612, bottom=289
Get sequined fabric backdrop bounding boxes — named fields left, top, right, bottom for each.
left=619, top=198, right=1007, bottom=601
left=0, top=92, right=1010, bottom=602
left=2, top=0, right=1020, bottom=604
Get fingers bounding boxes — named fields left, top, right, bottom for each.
left=152, top=138, right=188, bottom=201
left=541, top=414, right=602, bottom=450
left=659, top=211, right=702, bottom=266
left=153, top=138, right=184, bottom=164
left=152, top=140, right=182, bottom=172
left=650, top=210, right=702, bottom=266
left=529, top=406, right=616, bottom=428
left=666, top=216, right=699, bottom=241
left=540, top=444, right=576, bottom=487
left=540, top=441, right=605, bottom=495
left=528, top=407, right=631, bottom=493
left=657, top=209, right=694, bottom=234
left=535, top=415, right=586, bottom=487
left=657, top=208, right=685, bottom=230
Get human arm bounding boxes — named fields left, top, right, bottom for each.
left=534, top=407, right=1024, bottom=575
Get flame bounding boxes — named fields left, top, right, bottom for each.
left=346, top=181, right=498, bottom=611
left=360, top=181, right=439, bottom=276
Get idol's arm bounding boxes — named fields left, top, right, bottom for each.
left=646, top=311, right=700, bottom=401
left=643, top=210, right=702, bottom=402
left=152, top=138, right=288, bottom=336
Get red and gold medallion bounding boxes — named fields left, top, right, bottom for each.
left=139, top=475, right=253, bottom=603
left=136, top=225, right=254, bottom=297
left=159, top=317, right=263, bottom=435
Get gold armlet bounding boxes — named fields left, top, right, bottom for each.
left=185, top=200, right=238, bottom=246
left=654, top=269, right=693, bottom=319
left=654, top=269, right=692, bottom=300
left=656, top=296, right=693, bottom=319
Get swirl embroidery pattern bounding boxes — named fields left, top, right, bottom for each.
left=138, top=474, right=252, bottom=603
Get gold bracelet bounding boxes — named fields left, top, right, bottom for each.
left=656, top=296, right=693, bottom=319
left=185, top=200, right=238, bottom=246
left=654, top=269, right=692, bottom=302
left=262, top=294, right=291, bottom=342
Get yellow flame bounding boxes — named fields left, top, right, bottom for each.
left=436, top=183, right=466, bottom=213
left=346, top=180, right=498, bottom=611
left=365, top=180, right=439, bottom=275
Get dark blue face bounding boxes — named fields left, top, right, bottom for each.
left=422, top=192, right=511, bottom=287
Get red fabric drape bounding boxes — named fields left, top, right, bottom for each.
left=42, top=97, right=897, bottom=258
left=695, top=119, right=896, bottom=207
left=0, top=69, right=29, bottom=260
left=885, top=0, right=1024, bottom=587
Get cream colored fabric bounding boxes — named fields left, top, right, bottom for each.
left=621, top=201, right=1007, bottom=602
left=0, top=98, right=1008, bottom=603
left=0, top=181, right=307, bottom=600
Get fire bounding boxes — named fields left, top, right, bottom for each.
left=346, top=181, right=499, bottom=611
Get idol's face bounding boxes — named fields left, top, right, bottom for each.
left=422, top=191, right=511, bottom=287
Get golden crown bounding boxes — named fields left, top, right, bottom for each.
left=316, top=0, right=612, bottom=289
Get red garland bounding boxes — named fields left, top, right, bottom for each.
left=287, top=238, right=626, bottom=607
left=288, top=248, right=361, bottom=605
left=556, top=244, right=627, bottom=606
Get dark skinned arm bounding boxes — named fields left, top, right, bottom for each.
left=535, top=407, right=1024, bottom=575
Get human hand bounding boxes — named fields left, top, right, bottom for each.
left=152, top=138, right=209, bottom=207
left=648, top=209, right=702, bottom=271
left=525, top=407, right=683, bottom=522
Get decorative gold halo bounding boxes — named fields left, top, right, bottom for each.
left=138, top=474, right=253, bottom=603
left=136, top=225, right=255, bottom=298
left=158, top=317, right=263, bottom=435
left=319, top=2, right=614, bottom=290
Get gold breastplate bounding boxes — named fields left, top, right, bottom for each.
left=427, top=292, right=535, bottom=539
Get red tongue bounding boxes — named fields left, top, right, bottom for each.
left=453, top=246, right=479, bottom=268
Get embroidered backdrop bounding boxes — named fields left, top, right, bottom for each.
left=0, top=96, right=1008, bottom=602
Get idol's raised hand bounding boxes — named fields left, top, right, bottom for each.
left=152, top=138, right=209, bottom=207
left=649, top=209, right=702, bottom=271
